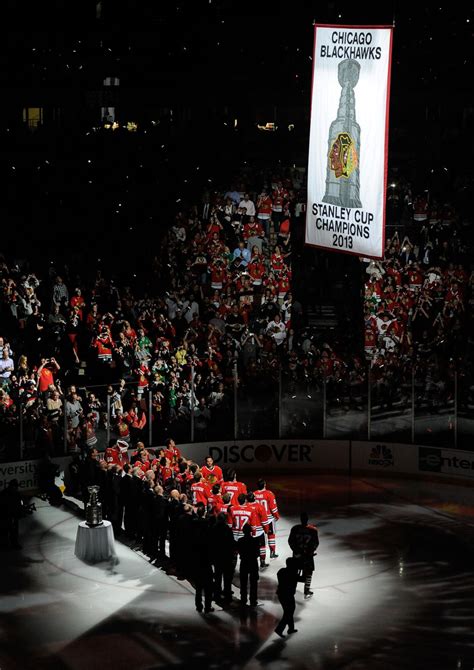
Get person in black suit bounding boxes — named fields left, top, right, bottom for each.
left=399, top=240, right=417, bottom=266
left=274, top=557, right=305, bottom=637
left=80, top=447, right=100, bottom=501
left=236, top=523, right=260, bottom=607
left=152, top=484, right=169, bottom=561
left=190, top=505, right=214, bottom=613
left=210, top=512, right=236, bottom=604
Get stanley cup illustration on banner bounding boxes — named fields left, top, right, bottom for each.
left=306, top=25, right=393, bottom=259
left=323, top=59, right=362, bottom=209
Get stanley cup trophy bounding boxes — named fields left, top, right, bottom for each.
left=85, top=485, right=104, bottom=527
left=323, top=59, right=362, bottom=209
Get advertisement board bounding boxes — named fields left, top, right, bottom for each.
left=179, top=440, right=350, bottom=471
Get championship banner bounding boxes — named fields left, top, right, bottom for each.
left=306, top=24, right=393, bottom=259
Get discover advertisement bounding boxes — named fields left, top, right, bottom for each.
left=179, top=440, right=350, bottom=471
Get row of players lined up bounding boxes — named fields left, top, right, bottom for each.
left=79, top=438, right=280, bottom=571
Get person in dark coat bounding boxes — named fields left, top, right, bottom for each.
left=141, top=478, right=156, bottom=557
left=236, top=523, right=260, bottom=607
left=37, top=453, right=63, bottom=506
left=167, top=489, right=184, bottom=569
left=108, top=466, right=124, bottom=535
left=274, top=557, right=305, bottom=637
left=130, top=468, right=145, bottom=545
left=80, top=447, right=100, bottom=500
left=190, top=506, right=214, bottom=613
left=96, top=460, right=109, bottom=520
left=175, top=503, right=195, bottom=580
left=152, top=485, right=169, bottom=561
left=210, top=512, right=236, bottom=604
left=120, top=464, right=135, bottom=537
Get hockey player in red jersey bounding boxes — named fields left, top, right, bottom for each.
left=157, top=456, right=174, bottom=486
left=288, top=511, right=319, bottom=599
left=104, top=439, right=129, bottom=467
left=247, top=491, right=271, bottom=569
left=229, top=493, right=257, bottom=541
left=130, top=441, right=150, bottom=465
left=190, top=472, right=211, bottom=507
left=201, top=456, right=224, bottom=487
left=214, top=491, right=233, bottom=519
left=222, top=469, right=247, bottom=505
left=163, top=437, right=181, bottom=465
left=254, top=479, right=280, bottom=558
left=207, top=483, right=223, bottom=515
left=176, top=461, right=194, bottom=495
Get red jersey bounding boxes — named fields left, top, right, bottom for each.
left=248, top=259, right=265, bottom=284
left=214, top=499, right=232, bottom=518
left=386, top=266, right=402, bottom=286
left=272, top=187, right=288, bottom=212
left=164, top=445, right=182, bottom=463
left=128, top=410, right=146, bottom=430
left=104, top=446, right=129, bottom=467
left=271, top=253, right=285, bottom=274
left=257, top=194, right=273, bottom=217
left=201, top=464, right=224, bottom=486
left=38, top=367, right=54, bottom=393
left=190, top=481, right=211, bottom=506
left=247, top=501, right=270, bottom=537
left=243, top=221, right=264, bottom=240
left=207, top=493, right=223, bottom=515
left=254, top=489, right=279, bottom=522
left=278, top=275, right=291, bottom=298
left=222, top=480, right=247, bottom=505
left=70, top=295, right=85, bottom=319
left=95, top=333, right=114, bottom=360
left=176, top=471, right=193, bottom=492
left=136, top=460, right=150, bottom=473
left=408, top=270, right=423, bottom=289
left=210, top=265, right=227, bottom=289
left=230, top=504, right=257, bottom=540
left=160, top=465, right=174, bottom=483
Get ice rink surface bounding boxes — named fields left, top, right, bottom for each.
left=1, top=474, right=474, bottom=670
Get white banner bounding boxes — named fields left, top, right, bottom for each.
left=306, top=24, right=393, bottom=258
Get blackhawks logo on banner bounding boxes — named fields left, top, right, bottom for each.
left=329, top=132, right=359, bottom=179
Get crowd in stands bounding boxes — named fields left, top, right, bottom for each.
left=0, top=172, right=304, bottom=458
left=1, top=170, right=473, bottom=456
left=283, top=188, right=474, bottom=431
left=363, top=192, right=473, bottom=417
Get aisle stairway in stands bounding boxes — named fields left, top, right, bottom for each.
left=307, top=303, right=338, bottom=330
